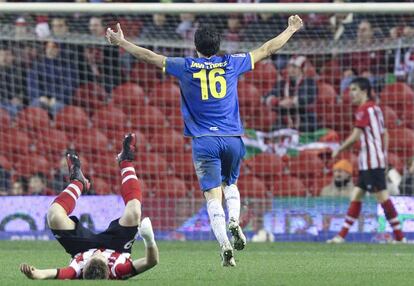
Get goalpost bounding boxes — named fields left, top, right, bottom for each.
left=0, top=2, right=413, bottom=242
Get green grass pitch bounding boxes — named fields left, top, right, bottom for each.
left=1, top=241, right=413, bottom=286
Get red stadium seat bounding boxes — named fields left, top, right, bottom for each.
left=272, top=176, right=307, bottom=197
left=287, top=152, right=325, bottom=178
left=381, top=105, right=400, bottom=129
left=129, top=62, right=161, bottom=92
left=319, top=59, right=342, bottom=92
left=243, top=60, right=278, bottom=95
left=306, top=176, right=332, bottom=196
left=388, top=128, right=414, bottom=160
left=92, top=104, right=128, bottom=140
left=169, top=153, right=195, bottom=178
left=14, top=154, right=51, bottom=178
left=55, top=106, right=90, bottom=140
left=149, top=128, right=185, bottom=154
left=152, top=176, right=187, bottom=198
left=237, top=175, right=268, bottom=198
left=242, top=105, right=276, bottom=131
left=92, top=151, right=120, bottom=185
left=73, top=83, right=108, bottom=115
left=0, top=129, right=31, bottom=162
left=75, top=128, right=109, bottom=155
left=36, top=127, right=68, bottom=157
left=380, top=82, right=414, bottom=110
left=245, top=153, right=286, bottom=179
left=0, top=108, right=11, bottom=128
left=91, top=177, right=113, bottom=195
left=111, top=82, right=146, bottom=115
left=317, top=83, right=337, bottom=105
left=150, top=81, right=181, bottom=111
left=238, top=81, right=261, bottom=109
left=135, top=153, right=170, bottom=178
left=16, top=107, right=51, bottom=136
left=129, top=105, right=169, bottom=132
left=0, top=155, right=12, bottom=170
left=387, top=153, right=404, bottom=174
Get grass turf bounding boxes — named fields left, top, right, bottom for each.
left=1, top=241, right=413, bottom=286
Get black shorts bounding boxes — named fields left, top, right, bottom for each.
left=357, top=168, right=386, bottom=193
left=51, top=216, right=138, bottom=257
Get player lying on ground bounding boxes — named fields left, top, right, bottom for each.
left=107, top=15, right=302, bottom=267
left=20, top=134, right=159, bottom=279
left=327, top=77, right=405, bottom=244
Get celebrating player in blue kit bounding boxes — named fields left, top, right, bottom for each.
left=107, top=15, right=303, bottom=266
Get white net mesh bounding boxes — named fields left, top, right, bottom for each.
left=0, top=4, right=414, bottom=241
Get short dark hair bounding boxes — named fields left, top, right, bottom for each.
left=83, top=258, right=109, bottom=280
left=350, top=77, right=372, bottom=99
left=194, top=25, right=221, bottom=57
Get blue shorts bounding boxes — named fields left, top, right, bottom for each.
left=192, top=136, right=246, bottom=192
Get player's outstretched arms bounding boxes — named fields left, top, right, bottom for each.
left=251, top=15, right=303, bottom=64
left=106, top=23, right=166, bottom=69
left=20, top=263, right=57, bottom=280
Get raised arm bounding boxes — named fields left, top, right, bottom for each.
left=20, top=264, right=58, bottom=280
left=106, top=23, right=166, bottom=69
left=250, top=15, right=303, bottom=64
left=131, top=245, right=159, bottom=275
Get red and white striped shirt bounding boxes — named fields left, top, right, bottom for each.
left=57, top=248, right=135, bottom=280
left=354, top=100, right=386, bottom=170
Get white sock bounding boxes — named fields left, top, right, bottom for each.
left=223, top=184, right=240, bottom=222
left=207, top=199, right=230, bottom=247
left=139, top=217, right=156, bottom=248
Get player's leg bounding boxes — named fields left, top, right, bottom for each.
left=47, top=151, right=90, bottom=230
left=117, top=133, right=142, bottom=227
left=192, top=136, right=235, bottom=266
left=373, top=169, right=405, bottom=242
left=327, top=186, right=365, bottom=243
left=221, top=136, right=246, bottom=251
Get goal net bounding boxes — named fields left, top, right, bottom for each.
left=0, top=3, right=413, bottom=242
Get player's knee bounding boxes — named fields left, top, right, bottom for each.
left=125, top=200, right=141, bottom=224
left=47, top=204, right=64, bottom=228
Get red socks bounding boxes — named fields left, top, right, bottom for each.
left=381, top=199, right=404, bottom=241
left=338, top=201, right=362, bottom=238
left=120, top=161, right=142, bottom=204
left=53, top=181, right=84, bottom=215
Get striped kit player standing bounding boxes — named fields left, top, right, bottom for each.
left=328, top=77, right=405, bottom=243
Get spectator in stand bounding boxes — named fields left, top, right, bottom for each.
left=28, top=172, right=54, bottom=196
left=14, top=16, right=32, bottom=40
left=329, top=0, right=357, bottom=42
left=27, top=40, right=79, bottom=115
left=0, top=43, right=27, bottom=117
left=78, top=16, right=120, bottom=92
left=222, top=14, right=244, bottom=53
left=139, top=14, right=180, bottom=41
left=176, top=13, right=197, bottom=41
left=50, top=17, right=71, bottom=39
left=0, top=165, right=11, bottom=196
left=320, top=159, right=354, bottom=198
left=241, top=13, right=284, bottom=43
left=400, top=157, right=414, bottom=196
left=10, top=177, right=29, bottom=196
left=263, top=56, right=318, bottom=132
left=343, top=20, right=386, bottom=78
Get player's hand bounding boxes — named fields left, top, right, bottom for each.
left=20, top=263, right=42, bottom=280
left=106, top=23, right=125, bottom=46
left=288, top=15, right=303, bottom=31
left=139, top=217, right=155, bottom=242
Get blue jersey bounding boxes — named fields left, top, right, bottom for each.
left=164, top=53, right=254, bottom=137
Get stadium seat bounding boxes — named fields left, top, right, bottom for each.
left=55, top=106, right=90, bottom=140
left=92, top=104, right=128, bottom=140
left=401, top=103, right=414, bottom=129
left=387, top=153, right=404, bottom=174
left=74, top=128, right=109, bottom=155
left=0, top=108, right=11, bottom=127
left=238, top=81, right=261, bottom=109
left=152, top=176, right=188, bottom=198
left=272, top=176, right=308, bottom=197
left=149, top=128, right=185, bottom=154
left=16, top=107, right=51, bottom=136
left=135, top=153, right=170, bottom=178
left=91, top=151, right=120, bottom=185
left=381, top=105, right=400, bottom=129
left=36, top=127, right=68, bottom=158
left=388, top=128, right=414, bottom=159
left=287, top=152, right=325, bottom=178
left=0, top=129, right=31, bottom=161
left=319, top=59, right=342, bottom=92
left=169, top=153, right=195, bottom=178
left=316, top=82, right=337, bottom=105
left=245, top=153, right=286, bottom=179
left=380, top=82, right=414, bottom=110
left=129, top=62, right=161, bottom=92
left=237, top=175, right=269, bottom=198
left=243, top=60, right=278, bottom=95
left=303, top=176, right=332, bottom=196
left=111, top=82, right=146, bottom=114
left=73, top=82, right=108, bottom=115
left=14, top=154, right=51, bottom=178
left=91, top=177, right=112, bottom=195
left=150, top=81, right=181, bottom=112
left=129, top=104, right=169, bottom=133
left=0, top=155, right=12, bottom=171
